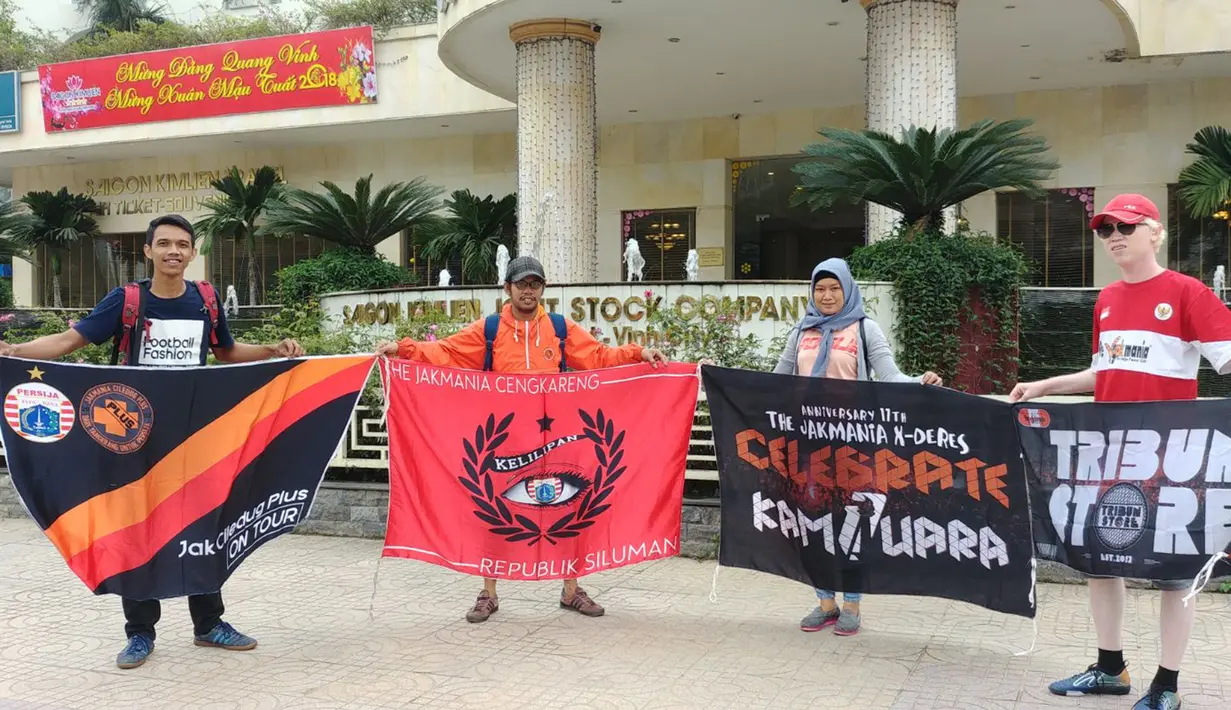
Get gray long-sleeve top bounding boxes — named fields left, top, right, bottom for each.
left=772, top=318, right=920, bottom=383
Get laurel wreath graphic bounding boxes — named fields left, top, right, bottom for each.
left=459, top=409, right=626, bottom=546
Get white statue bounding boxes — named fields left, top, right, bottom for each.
left=438, top=269, right=451, bottom=287
left=495, top=245, right=511, bottom=284
left=224, top=285, right=239, bottom=316
left=1216, top=265, right=1226, bottom=298
left=685, top=249, right=700, bottom=282
left=623, top=238, right=645, bottom=281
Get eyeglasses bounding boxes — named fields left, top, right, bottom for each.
left=513, top=279, right=545, bottom=291
left=1095, top=222, right=1139, bottom=239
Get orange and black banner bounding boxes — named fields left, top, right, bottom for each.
left=0, top=355, right=374, bottom=599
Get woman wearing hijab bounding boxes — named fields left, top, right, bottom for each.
left=773, top=257, right=942, bottom=636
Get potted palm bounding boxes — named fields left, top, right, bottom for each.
left=1177, top=125, right=1231, bottom=221
left=16, top=188, right=103, bottom=308
left=194, top=165, right=284, bottom=306
left=262, top=174, right=444, bottom=258
left=416, top=190, right=516, bottom=285
left=791, top=119, right=1057, bottom=393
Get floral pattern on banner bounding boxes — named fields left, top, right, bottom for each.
left=338, top=39, right=378, bottom=104
left=1059, top=187, right=1095, bottom=220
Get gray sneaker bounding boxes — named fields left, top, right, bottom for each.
left=800, top=606, right=839, bottom=632
left=834, top=609, right=861, bottom=636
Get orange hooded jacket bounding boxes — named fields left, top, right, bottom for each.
left=396, top=303, right=644, bottom=373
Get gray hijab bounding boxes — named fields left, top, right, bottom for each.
left=798, top=258, right=866, bottom=377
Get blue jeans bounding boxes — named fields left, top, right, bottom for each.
left=816, top=588, right=862, bottom=603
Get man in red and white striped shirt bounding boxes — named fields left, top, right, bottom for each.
left=1011, top=194, right=1231, bottom=710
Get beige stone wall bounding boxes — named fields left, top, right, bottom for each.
left=13, top=75, right=1231, bottom=304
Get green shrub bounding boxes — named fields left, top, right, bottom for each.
left=39, top=10, right=313, bottom=65
left=2, top=310, right=111, bottom=364
left=645, top=290, right=773, bottom=370
left=0, top=278, right=13, bottom=309
left=308, top=0, right=436, bottom=35
left=274, top=249, right=413, bottom=304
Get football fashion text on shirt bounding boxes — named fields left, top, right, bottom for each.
left=1091, top=271, right=1231, bottom=402
left=138, top=319, right=206, bottom=366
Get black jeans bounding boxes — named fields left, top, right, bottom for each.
left=122, top=593, right=224, bottom=640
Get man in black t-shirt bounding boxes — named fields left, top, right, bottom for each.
left=0, top=214, right=304, bottom=669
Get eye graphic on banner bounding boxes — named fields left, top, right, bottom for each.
left=460, top=410, right=626, bottom=546
left=502, top=464, right=590, bottom=507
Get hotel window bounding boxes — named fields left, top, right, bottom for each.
left=731, top=156, right=865, bottom=280
left=1166, top=183, right=1231, bottom=283
left=620, top=209, right=696, bottom=281
left=210, top=234, right=326, bottom=305
left=39, top=234, right=149, bottom=308
left=996, top=188, right=1094, bottom=288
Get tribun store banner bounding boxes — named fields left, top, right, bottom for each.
left=37, top=27, right=377, bottom=132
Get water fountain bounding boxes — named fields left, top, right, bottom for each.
left=438, top=269, right=452, bottom=287
left=223, top=285, right=239, bottom=317
left=1216, top=265, right=1226, bottom=301
left=495, top=244, right=511, bottom=284
left=623, top=239, right=645, bottom=281
left=685, top=249, right=700, bottom=282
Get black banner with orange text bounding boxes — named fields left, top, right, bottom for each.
left=703, top=366, right=1036, bottom=618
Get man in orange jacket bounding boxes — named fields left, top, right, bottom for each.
left=376, top=255, right=667, bottom=622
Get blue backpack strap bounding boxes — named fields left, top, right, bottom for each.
left=549, top=312, right=568, bottom=372
left=482, top=314, right=501, bottom=372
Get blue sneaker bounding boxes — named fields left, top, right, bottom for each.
left=193, top=621, right=258, bottom=651
left=116, top=634, right=154, bottom=669
left=1133, top=687, right=1181, bottom=710
left=1048, top=664, right=1132, bottom=696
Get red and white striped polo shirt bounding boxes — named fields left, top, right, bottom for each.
left=1092, top=270, right=1231, bottom=402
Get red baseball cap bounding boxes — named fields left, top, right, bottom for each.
left=1090, top=193, right=1160, bottom=230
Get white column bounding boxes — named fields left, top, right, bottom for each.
left=510, top=19, right=600, bottom=283
left=862, top=0, right=959, bottom=240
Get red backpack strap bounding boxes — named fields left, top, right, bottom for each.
left=111, top=281, right=147, bottom=366
left=193, top=280, right=221, bottom=346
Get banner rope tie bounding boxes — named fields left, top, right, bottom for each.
left=366, top=555, right=384, bottom=622
left=376, top=356, right=392, bottom=428
left=1182, top=552, right=1229, bottom=606
left=1013, top=558, right=1039, bottom=656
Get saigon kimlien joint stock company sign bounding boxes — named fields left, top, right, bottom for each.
left=37, top=27, right=377, bottom=132
left=320, top=283, right=897, bottom=353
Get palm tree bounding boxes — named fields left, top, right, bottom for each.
left=74, top=0, right=165, bottom=34
left=263, top=174, right=444, bottom=257
left=1177, top=126, right=1231, bottom=220
left=16, top=188, right=103, bottom=308
left=792, top=118, right=1059, bottom=239
left=0, top=200, right=34, bottom=263
left=193, top=165, right=283, bottom=306
left=417, top=190, right=516, bottom=285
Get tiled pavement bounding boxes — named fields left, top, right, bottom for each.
left=0, top=520, right=1228, bottom=710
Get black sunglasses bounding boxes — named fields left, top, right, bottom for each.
left=1095, top=222, right=1139, bottom=239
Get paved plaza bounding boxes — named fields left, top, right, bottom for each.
left=0, top=519, right=1228, bottom=709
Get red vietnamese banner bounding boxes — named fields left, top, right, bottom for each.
left=381, top=361, right=700, bottom=580
left=37, top=27, right=377, bottom=132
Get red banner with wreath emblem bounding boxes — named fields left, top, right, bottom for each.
left=380, top=360, right=700, bottom=580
